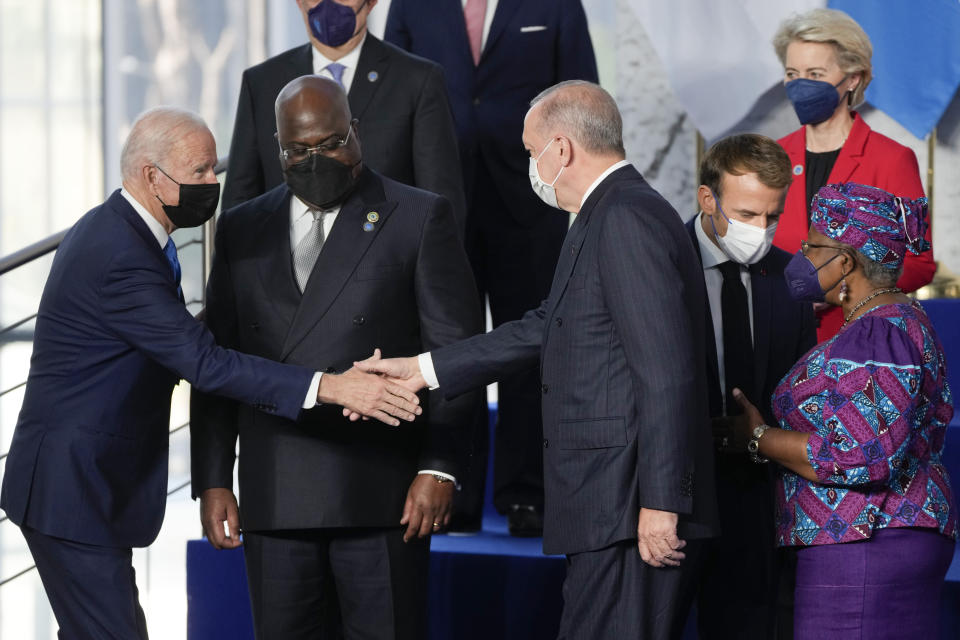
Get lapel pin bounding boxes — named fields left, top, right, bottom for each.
left=793, top=164, right=803, bottom=175
left=367, top=71, right=379, bottom=83
left=367, top=211, right=379, bottom=223
left=363, top=222, right=375, bottom=232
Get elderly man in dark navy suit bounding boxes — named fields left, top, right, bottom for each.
left=670, top=134, right=817, bottom=638
left=385, top=0, right=599, bottom=536
left=0, top=106, right=420, bottom=639
left=356, top=81, right=719, bottom=639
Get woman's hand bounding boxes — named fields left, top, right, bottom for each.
left=730, top=388, right=766, bottom=448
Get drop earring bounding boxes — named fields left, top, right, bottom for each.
left=839, top=279, right=849, bottom=302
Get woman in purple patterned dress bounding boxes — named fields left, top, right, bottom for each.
left=729, top=182, right=957, bottom=637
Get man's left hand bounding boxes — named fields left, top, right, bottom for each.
left=637, top=508, right=685, bottom=568
left=401, top=474, right=454, bottom=542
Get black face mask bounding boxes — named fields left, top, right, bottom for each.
left=282, top=153, right=360, bottom=209
left=154, top=165, right=220, bottom=228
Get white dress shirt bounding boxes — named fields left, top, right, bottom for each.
left=461, top=0, right=499, bottom=51
left=312, top=33, right=366, bottom=92
left=694, top=213, right=755, bottom=415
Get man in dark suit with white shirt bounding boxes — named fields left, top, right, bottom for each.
left=385, top=0, right=599, bottom=535
left=670, top=134, right=817, bottom=638
left=0, top=106, right=419, bottom=639
left=356, top=81, right=719, bottom=639
left=222, top=0, right=466, bottom=232
left=191, top=76, right=480, bottom=640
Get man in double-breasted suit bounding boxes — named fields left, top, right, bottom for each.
left=385, top=0, right=599, bottom=534
left=671, top=134, right=817, bottom=638
left=222, top=0, right=466, bottom=233
left=0, top=106, right=417, bottom=639
left=190, top=76, right=480, bottom=640
left=357, top=81, right=719, bottom=639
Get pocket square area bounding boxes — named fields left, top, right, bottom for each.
left=520, top=25, right=548, bottom=33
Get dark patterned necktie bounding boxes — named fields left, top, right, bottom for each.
left=718, top=261, right=754, bottom=414
left=163, top=238, right=183, bottom=302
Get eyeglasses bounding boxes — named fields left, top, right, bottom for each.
left=800, top=240, right=841, bottom=256
left=278, top=120, right=357, bottom=165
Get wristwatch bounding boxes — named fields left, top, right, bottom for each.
left=747, top=424, right=770, bottom=464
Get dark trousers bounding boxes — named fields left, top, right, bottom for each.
left=21, top=525, right=149, bottom=640
left=242, top=527, right=429, bottom=640
left=558, top=539, right=684, bottom=640
left=458, top=160, right=567, bottom=518
left=670, top=456, right=781, bottom=639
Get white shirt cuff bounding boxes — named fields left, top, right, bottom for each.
left=418, top=469, right=458, bottom=486
left=418, top=352, right=439, bottom=390
left=302, top=372, right=323, bottom=409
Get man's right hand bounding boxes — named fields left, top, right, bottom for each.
left=318, top=364, right=422, bottom=427
left=352, top=349, right=427, bottom=393
left=200, top=488, right=242, bottom=550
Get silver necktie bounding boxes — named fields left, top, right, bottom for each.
left=293, top=209, right=326, bottom=292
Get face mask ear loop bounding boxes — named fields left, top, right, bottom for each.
left=821, top=249, right=856, bottom=296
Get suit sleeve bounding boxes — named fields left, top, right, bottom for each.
left=599, top=202, right=698, bottom=515
left=413, top=196, right=482, bottom=474
left=432, top=305, right=546, bottom=400
left=410, top=65, right=468, bottom=237
left=189, top=213, right=244, bottom=496
left=222, top=71, right=266, bottom=211
left=383, top=0, right=411, bottom=50
left=557, top=0, right=599, bottom=82
left=96, top=235, right=313, bottom=433
left=885, top=145, right=935, bottom=293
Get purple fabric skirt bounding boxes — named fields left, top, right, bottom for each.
left=794, top=527, right=955, bottom=638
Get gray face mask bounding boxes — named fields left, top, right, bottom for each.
left=528, top=138, right=564, bottom=209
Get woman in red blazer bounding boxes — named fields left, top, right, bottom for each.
left=772, top=8, right=934, bottom=340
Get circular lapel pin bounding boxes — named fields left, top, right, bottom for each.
left=793, top=164, right=803, bottom=176
left=367, top=71, right=379, bottom=83
left=367, top=211, right=379, bottom=223
left=363, top=222, right=375, bottom=232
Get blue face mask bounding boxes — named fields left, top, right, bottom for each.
left=783, top=249, right=844, bottom=303
left=785, top=77, right=848, bottom=125
left=308, top=0, right=367, bottom=48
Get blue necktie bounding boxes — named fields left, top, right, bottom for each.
left=325, top=62, right=346, bottom=87
left=163, top=238, right=184, bottom=302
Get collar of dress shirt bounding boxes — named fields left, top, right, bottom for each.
left=120, top=188, right=169, bottom=248
left=694, top=211, right=731, bottom=271
left=580, top=159, right=630, bottom=209
left=290, top=194, right=342, bottom=253
left=312, top=32, right=366, bottom=91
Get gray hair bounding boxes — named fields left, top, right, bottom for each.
left=855, top=251, right=900, bottom=288
left=120, top=106, right=209, bottom=181
left=529, top=80, right=624, bottom=156
left=773, top=8, right=873, bottom=106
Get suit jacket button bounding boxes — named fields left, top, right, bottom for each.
left=541, top=384, right=549, bottom=394
left=472, top=97, right=481, bottom=106
left=543, top=438, right=549, bottom=448
left=555, top=317, right=563, bottom=327
left=353, top=315, right=365, bottom=325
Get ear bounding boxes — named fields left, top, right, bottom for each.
left=847, top=72, right=861, bottom=93
left=697, top=185, right=716, bottom=214
left=556, top=136, right=573, bottom=167
left=142, top=165, right=159, bottom=192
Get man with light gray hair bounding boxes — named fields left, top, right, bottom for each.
left=356, top=80, right=720, bottom=638
left=0, top=106, right=421, bottom=638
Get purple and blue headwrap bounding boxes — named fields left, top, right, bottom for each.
left=810, top=182, right=930, bottom=270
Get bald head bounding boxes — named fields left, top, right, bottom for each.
left=275, top=75, right=352, bottom=141
left=528, top=81, right=624, bottom=157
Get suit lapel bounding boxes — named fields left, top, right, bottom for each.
left=686, top=218, right=723, bottom=416
left=828, top=113, right=868, bottom=184
left=349, top=37, right=391, bottom=122
left=280, top=170, right=396, bottom=359
left=256, top=188, right=302, bottom=303
left=749, top=258, right=772, bottom=401
left=482, top=0, right=521, bottom=62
